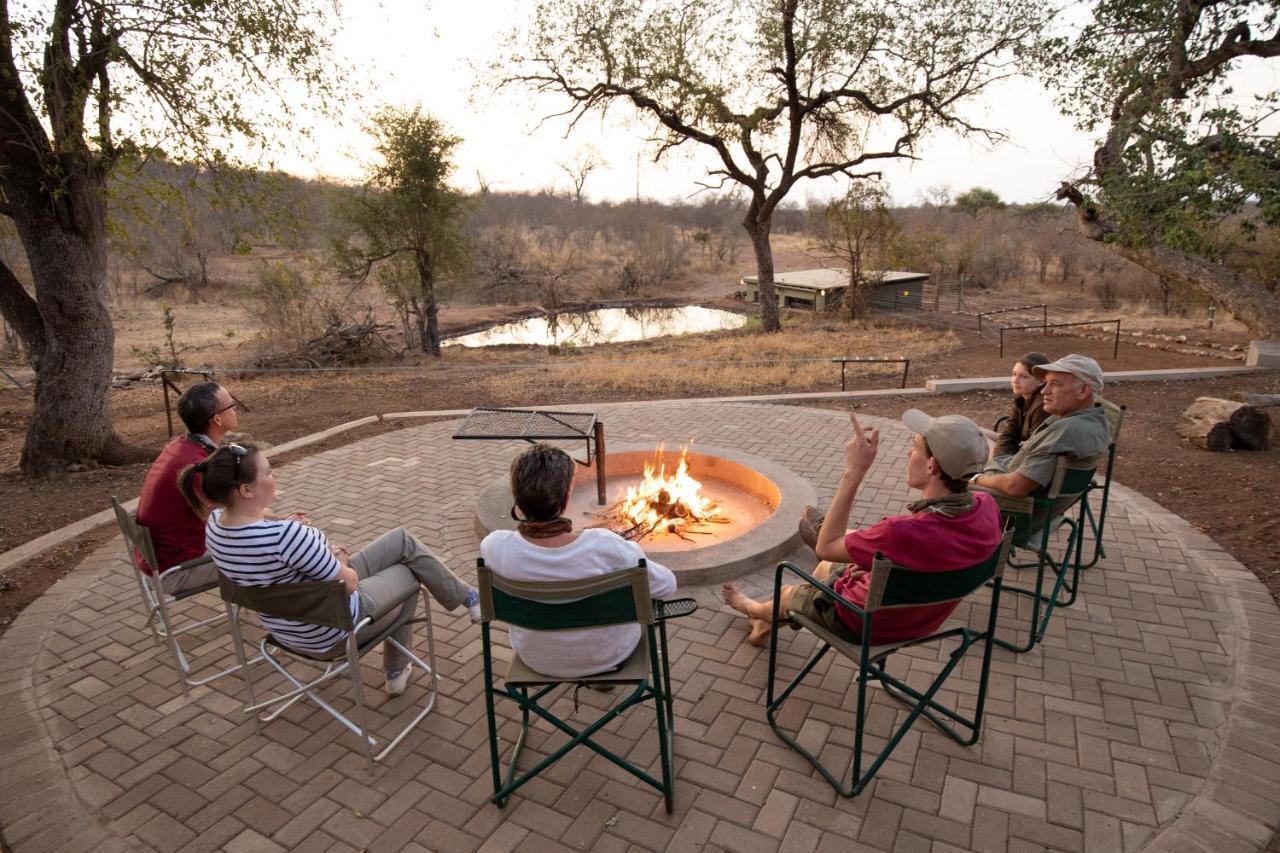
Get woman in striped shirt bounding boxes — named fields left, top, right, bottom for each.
left=180, top=443, right=479, bottom=697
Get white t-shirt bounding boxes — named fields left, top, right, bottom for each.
left=479, top=528, right=677, bottom=679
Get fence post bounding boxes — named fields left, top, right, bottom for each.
left=1043, top=305, right=1048, bottom=335
left=999, top=328, right=1005, bottom=358
left=1113, top=321, right=1120, bottom=359
left=900, top=360, right=910, bottom=389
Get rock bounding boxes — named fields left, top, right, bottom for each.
left=1230, top=344, right=1242, bottom=352
left=111, top=379, right=132, bottom=388
left=1174, top=334, right=1187, bottom=343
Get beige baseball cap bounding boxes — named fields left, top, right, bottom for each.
left=1032, top=353, right=1104, bottom=392
left=900, top=409, right=989, bottom=479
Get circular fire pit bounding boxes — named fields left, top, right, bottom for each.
left=473, top=443, right=816, bottom=585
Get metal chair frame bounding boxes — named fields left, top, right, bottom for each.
left=219, top=574, right=438, bottom=773
left=477, top=559, right=695, bottom=814
left=987, top=456, right=1097, bottom=653
left=766, top=531, right=1013, bottom=797
left=111, top=496, right=254, bottom=694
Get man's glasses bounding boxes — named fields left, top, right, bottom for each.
left=227, top=443, right=248, bottom=483
left=214, top=401, right=237, bottom=415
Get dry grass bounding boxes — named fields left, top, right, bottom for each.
left=473, top=313, right=958, bottom=398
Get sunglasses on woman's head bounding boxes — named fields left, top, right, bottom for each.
left=226, top=443, right=249, bottom=482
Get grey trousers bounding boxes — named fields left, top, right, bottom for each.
left=159, top=555, right=220, bottom=597
left=345, top=527, right=470, bottom=674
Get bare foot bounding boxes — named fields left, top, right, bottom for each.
left=722, top=582, right=755, bottom=616
left=747, top=618, right=772, bottom=647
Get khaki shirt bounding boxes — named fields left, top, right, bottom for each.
left=986, top=405, right=1110, bottom=488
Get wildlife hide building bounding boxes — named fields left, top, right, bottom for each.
left=741, top=268, right=929, bottom=312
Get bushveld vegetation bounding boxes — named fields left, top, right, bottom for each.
left=2, top=161, right=1270, bottom=372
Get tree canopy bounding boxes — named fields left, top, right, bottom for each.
left=503, top=0, right=1049, bottom=332
left=0, top=0, right=341, bottom=475
left=333, top=107, right=469, bottom=357
left=1042, top=0, right=1280, bottom=334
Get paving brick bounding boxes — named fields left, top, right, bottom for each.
left=6, top=404, right=1279, bottom=853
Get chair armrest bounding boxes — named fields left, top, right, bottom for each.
left=775, top=561, right=866, bottom=618
left=993, top=415, right=1010, bottom=431
left=159, top=553, right=215, bottom=577
left=653, top=598, right=697, bottom=622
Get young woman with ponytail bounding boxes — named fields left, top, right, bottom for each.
left=183, top=444, right=480, bottom=697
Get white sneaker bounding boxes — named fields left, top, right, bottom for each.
left=385, top=664, right=414, bottom=697
left=464, top=588, right=482, bottom=624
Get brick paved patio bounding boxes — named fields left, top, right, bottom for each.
left=3, top=402, right=1280, bottom=853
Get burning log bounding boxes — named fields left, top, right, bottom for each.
left=588, top=446, right=727, bottom=541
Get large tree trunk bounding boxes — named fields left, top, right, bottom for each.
left=13, top=206, right=124, bottom=476
left=743, top=216, right=781, bottom=333
left=1115, top=244, right=1280, bottom=339
left=414, top=251, right=442, bottom=357
left=1058, top=185, right=1280, bottom=339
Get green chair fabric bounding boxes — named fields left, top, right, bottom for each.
left=987, top=455, right=1097, bottom=653
left=218, top=572, right=439, bottom=773
left=478, top=559, right=695, bottom=813
left=766, top=530, right=1014, bottom=797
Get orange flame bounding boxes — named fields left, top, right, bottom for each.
left=619, top=445, right=722, bottom=535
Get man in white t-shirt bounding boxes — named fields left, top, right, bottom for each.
left=481, top=444, right=676, bottom=679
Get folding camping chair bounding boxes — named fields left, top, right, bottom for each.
left=766, top=530, right=1013, bottom=797
left=218, top=573, right=438, bottom=773
left=111, top=496, right=252, bottom=694
left=478, top=559, right=696, bottom=813
left=1079, top=398, right=1126, bottom=569
left=987, top=455, right=1097, bottom=653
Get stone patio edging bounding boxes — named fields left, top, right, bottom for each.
left=2, top=362, right=1271, bottom=578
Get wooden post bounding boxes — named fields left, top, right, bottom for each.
left=593, top=421, right=607, bottom=505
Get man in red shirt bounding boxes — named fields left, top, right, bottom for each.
left=135, top=382, right=240, bottom=595
left=724, top=410, right=1002, bottom=646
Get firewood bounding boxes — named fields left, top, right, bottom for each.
left=1176, top=397, right=1271, bottom=451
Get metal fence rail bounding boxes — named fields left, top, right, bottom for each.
left=998, top=319, right=1122, bottom=358
left=831, top=356, right=911, bottom=390
left=977, top=304, right=1048, bottom=334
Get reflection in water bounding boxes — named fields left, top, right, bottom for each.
left=445, top=306, right=748, bottom=348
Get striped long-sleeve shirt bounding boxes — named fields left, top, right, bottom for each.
left=206, top=510, right=359, bottom=653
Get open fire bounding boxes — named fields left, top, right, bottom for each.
left=603, top=446, right=728, bottom=541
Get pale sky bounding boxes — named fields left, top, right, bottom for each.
left=275, top=1, right=1279, bottom=207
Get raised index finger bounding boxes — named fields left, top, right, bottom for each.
left=849, top=411, right=865, bottom=440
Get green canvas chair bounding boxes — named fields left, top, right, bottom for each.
left=477, top=559, right=696, bottom=813
left=218, top=573, right=439, bottom=773
left=765, top=530, right=1013, bottom=797
left=1079, top=398, right=1126, bottom=569
left=986, top=455, right=1097, bottom=653
left=111, top=496, right=255, bottom=694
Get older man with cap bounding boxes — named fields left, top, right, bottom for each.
left=969, top=353, right=1110, bottom=498
left=724, top=410, right=1003, bottom=647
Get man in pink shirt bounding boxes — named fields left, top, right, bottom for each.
left=724, top=410, right=1002, bottom=646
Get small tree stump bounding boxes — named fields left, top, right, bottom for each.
left=1176, top=397, right=1272, bottom=451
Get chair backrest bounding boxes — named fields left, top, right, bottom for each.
left=216, top=573, right=354, bottom=630
left=863, top=529, right=1014, bottom=613
left=1096, top=397, right=1127, bottom=443
left=111, top=496, right=158, bottom=574
left=1046, top=455, right=1098, bottom=501
left=476, top=559, right=654, bottom=629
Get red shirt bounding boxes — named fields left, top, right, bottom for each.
left=831, top=492, right=1002, bottom=643
left=135, top=436, right=210, bottom=574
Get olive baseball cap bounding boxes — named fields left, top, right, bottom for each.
left=1032, top=353, right=1104, bottom=392
left=900, top=409, right=989, bottom=479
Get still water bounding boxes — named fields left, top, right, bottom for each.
left=444, top=305, right=749, bottom=348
